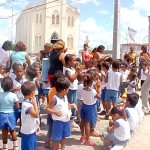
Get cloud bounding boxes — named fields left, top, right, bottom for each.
left=97, top=9, right=109, bottom=15
left=72, top=0, right=100, bottom=6
left=79, top=17, right=113, bottom=49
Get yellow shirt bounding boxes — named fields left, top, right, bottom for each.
left=128, top=52, right=136, bottom=63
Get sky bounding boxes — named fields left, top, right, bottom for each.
left=0, top=0, right=150, bottom=50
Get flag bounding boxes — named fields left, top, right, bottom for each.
left=128, top=27, right=137, bottom=42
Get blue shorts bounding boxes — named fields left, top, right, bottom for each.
left=104, top=89, right=118, bottom=103
left=103, top=132, right=128, bottom=145
left=80, top=103, right=96, bottom=122
left=0, top=112, right=16, bottom=130
left=47, top=114, right=53, bottom=138
left=43, top=89, right=50, bottom=95
left=52, top=121, right=71, bottom=142
left=101, top=87, right=106, bottom=101
left=21, top=132, right=36, bottom=150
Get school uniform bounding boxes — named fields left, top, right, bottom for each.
left=21, top=100, right=39, bottom=150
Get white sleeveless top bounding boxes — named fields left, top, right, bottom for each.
left=106, top=70, right=121, bottom=91
left=52, top=95, right=72, bottom=122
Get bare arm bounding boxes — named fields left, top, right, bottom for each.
left=59, top=52, right=66, bottom=66
left=107, top=123, right=118, bottom=134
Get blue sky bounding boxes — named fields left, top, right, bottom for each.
left=0, top=0, right=150, bottom=49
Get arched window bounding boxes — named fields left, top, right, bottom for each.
left=52, top=14, right=55, bottom=24
left=40, top=14, right=42, bottom=23
left=68, top=16, right=70, bottom=26
left=39, top=36, right=42, bottom=46
left=71, top=17, right=74, bottom=26
left=70, top=37, right=73, bottom=48
left=36, top=14, right=38, bottom=23
left=56, top=15, right=59, bottom=24
left=67, top=37, right=69, bottom=48
left=51, top=32, right=59, bottom=40
left=35, top=36, right=38, bottom=46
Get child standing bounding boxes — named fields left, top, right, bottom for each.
left=104, top=60, right=122, bottom=119
left=80, top=73, right=101, bottom=146
left=64, top=54, right=81, bottom=129
left=102, top=107, right=130, bottom=148
left=46, top=78, right=77, bottom=150
left=0, top=77, right=19, bottom=150
left=140, top=62, right=149, bottom=87
left=21, top=81, right=39, bottom=150
left=127, top=72, right=137, bottom=95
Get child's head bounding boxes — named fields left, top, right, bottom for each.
left=77, top=73, right=84, bottom=83
left=132, top=92, right=139, bottom=100
left=97, top=45, right=105, bottom=53
left=26, top=65, right=37, bottom=80
left=0, top=65, right=5, bottom=75
left=84, top=73, right=93, bottom=87
left=32, top=62, right=41, bottom=76
left=21, top=81, right=36, bottom=98
left=51, top=71, right=66, bottom=87
left=65, top=54, right=76, bottom=67
left=126, top=94, right=138, bottom=108
left=120, top=62, right=128, bottom=71
left=110, top=107, right=124, bottom=121
left=112, top=60, right=120, bottom=70
left=14, top=63, right=24, bottom=79
left=55, top=78, right=70, bottom=95
left=102, top=62, right=110, bottom=71
left=141, top=62, right=147, bottom=69
left=128, top=72, right=136, bottom=81
left=1, top=77, right=13, bottom=92
left=105, top=57, right=113, bottom=65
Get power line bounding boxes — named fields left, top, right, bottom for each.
left=0, top=0, right=13, bottom=6
left=0, top=0, right=80, bottom=20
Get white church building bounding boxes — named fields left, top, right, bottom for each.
left=16, top=0, right=80, bottom=54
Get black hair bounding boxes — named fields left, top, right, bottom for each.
left=13, top=63, right=23, bottom=72
left=21, top=81, right=36, bottom=96
left=129, top=72, right=137, bottom=80
left=112, top=60, right=120, bottom=69
left=83, top=44, right=88, bottom=47
left=121, top=62, right=128, bottom=68
left=127, top=94, right=138, bottom=107
left=51, top=71, right=66, bottom=87
left=110, top=107, right=123, bottom=117
left=92, top=47, right=97, bottom=53
left=132, top=92, right=139, bottom=100
left=105, top=57, right=113, bottom=63
left=1, top=77, right=13, bottom=92
left=2, top=41, right=12, bottom=51
left=77, top=72, right=84, bottom=82
left=32, top=62, right=41, bottom=69
left=4, top=67, right=10, bottom=74
left=65, top=54, right=75, bottom=65
left=102, top=62, right=110, bottom=70
left=97, top=62, right=101, bottom=71
left=84, top=73, right=93, bottom=87
left=55, top=78, right=70, bottom=93
left=26, top=65, right=37, bottom=80
left=97, top=45, right=105, bottom=52
left=76, top=57, right=82, bottom=63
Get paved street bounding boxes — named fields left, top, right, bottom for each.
left=0, top=106, right=150, bottom=150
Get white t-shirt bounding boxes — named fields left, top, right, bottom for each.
left=13, top=78, right=26, bottom=103
left=52, top=95, right=72, bottom=122
left=106, top=70, right=121, bottom=91
left=21, top=100, right=39, bottom=134
left=0, top=48, right=11, bottom=66
left=127, top=80, right=136, bottom=94
left=120, top=70, right=129, bottom=82
left=141, top=69, right=149, bottom=80
left=64, top=67, right=78, bottom=90
left=114, top=118, right=130, bottom=141
left=125, top=107, right=139, bottom=131
left=77, top=83, right=83, bottom=100
left=0, top=74, right=3, bottom=93
left=82, top=88, right=97, bottom=105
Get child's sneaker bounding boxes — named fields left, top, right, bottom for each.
left=71, top=120, right=79, bottom=128
left=3, top=143, right=8, bottom=150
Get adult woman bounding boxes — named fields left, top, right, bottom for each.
left=82, top=44, right=90, bottom=62
left=10, top=41, right=31, bottom=67
left=36, top=43, right=53, bottom=65
left=48, top=40, right=66, bottom=86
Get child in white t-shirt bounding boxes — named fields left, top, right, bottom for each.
left=102, top=107, right=130, bottom=148
left=21, top=81, right=39, bottom=150
left=124, top=94, right=139, bottom=133
left=127, top=72, right=137, bottom=95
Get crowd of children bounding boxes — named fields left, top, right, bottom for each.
left=0, top=42, right=148, bottom=150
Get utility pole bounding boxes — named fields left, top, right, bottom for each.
left=148, top=16, right=150, bottom=52
left=112, top=0, right=120, bottom=59
left=11, top=0, right=14, bottom=42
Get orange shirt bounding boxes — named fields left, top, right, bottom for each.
left=48, top=87, right=56, bottom=103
